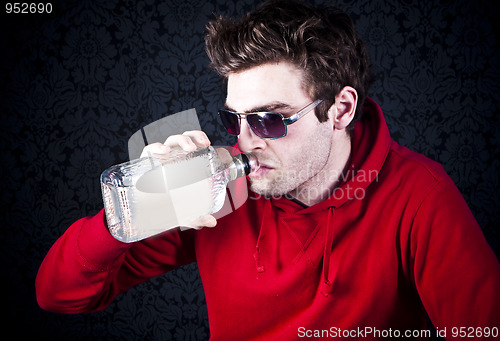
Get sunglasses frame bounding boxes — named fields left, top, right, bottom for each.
left=218, top=99, right=323, bottom=140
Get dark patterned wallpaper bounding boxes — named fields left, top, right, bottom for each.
left=1, top=0, right=498, bottom=339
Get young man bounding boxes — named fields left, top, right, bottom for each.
left=37, top=0, right=500, bottom=339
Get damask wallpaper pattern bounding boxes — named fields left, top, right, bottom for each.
left=0, top=0, right=498, bottom=339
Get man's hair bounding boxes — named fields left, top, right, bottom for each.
left=205, top=0, right=373, bottom=131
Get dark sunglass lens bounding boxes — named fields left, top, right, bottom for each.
left=247, top=113, right=285, bottom=139
left=219, top=110, right=240, bottom=136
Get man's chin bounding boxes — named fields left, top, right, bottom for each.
left=250, top=179, right=290, bottom=198
left=250, top=180, right=272, bottom=197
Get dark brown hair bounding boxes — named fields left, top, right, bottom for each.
left=205, top=0, right=373, bottom=130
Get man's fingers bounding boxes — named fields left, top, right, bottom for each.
left=163, top=131, right=211, bottom=152
left=141, top=131, right=211, bottom=159
left=179, top=215, right=217, bottom=231
left=182, top=131, right=211, bottom=147
left=198, top=215, right=217, bottom=228
left=140, top=142, right=170, bottom=158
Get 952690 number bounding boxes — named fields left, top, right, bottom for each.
left=6, top=3, right=52, bottom=14
left=451, top=326, right=499, bottom=338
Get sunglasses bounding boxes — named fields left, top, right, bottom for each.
left=218, top=99, right=323, bottom=140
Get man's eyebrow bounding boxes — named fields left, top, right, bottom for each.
left=222, top=102, right=293, bottom=113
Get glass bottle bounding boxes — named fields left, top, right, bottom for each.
left=100, top=146, right=259, bottom=243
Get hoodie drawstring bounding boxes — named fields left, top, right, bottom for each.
left=254, top=199, right=272, bottom=273
left=321, top=206, right=335, bottom=297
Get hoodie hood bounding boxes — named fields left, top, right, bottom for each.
left=247, top=97, right=392, bottom=295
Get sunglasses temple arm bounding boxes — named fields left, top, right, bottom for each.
left=283, top=99, right=323, bottom=125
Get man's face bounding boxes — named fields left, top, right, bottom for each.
left=225, top=62, right=335, bottom=199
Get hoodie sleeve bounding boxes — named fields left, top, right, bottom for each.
left=410, top=175, right=500, bottom=335
left=35, top=209, right=196, bottom=314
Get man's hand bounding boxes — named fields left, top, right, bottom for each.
left=140, top=130, right=217, bottom=230
left=140, top=130, right=211, bottom=158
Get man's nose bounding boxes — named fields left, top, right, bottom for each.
left=237, top=118, right=267, bottom=153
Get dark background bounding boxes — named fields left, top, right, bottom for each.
left=1, top=0, right=498, bottom=340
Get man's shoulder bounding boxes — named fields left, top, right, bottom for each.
left=374, top=141, right=464, bottom=224
left=383, top=141, right=450, bottom=187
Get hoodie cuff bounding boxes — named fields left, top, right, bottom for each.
left=77, top=209, right=132, bottom=271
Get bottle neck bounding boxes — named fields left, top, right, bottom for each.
left=227, top=153, right=259, bottom=181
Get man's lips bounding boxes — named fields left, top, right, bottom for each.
left=248, top=163, right=273, bottom=178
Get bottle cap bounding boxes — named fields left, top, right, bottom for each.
left=230, top=153, right=259, bottom=179
left=241, top=153, right=259, bottom=175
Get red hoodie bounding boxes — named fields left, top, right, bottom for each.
left=36, top=98, right=500, bottom=340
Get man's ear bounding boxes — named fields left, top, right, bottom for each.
left=327, top=86, right=358, bottom=130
